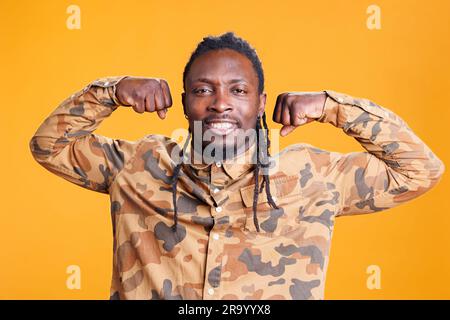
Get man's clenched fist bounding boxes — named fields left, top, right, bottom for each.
left=272, top=92, right=327, bottom=136
left=115, top=77, right=173, bottom=119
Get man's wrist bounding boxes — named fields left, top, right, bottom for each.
left=316, top=91, right=328, bottom=121
left=112, top=76, right=130, bottom=106
left=319, top=91, right=327, bottom=117
left=88, top=76, right=130, bottom=106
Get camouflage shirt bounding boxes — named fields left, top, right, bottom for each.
left=30, top=76, right=445, bottom=300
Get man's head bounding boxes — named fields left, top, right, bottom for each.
left=182, top=32, right=267, bottom=157
left=170, top=32, right=277, bottom=233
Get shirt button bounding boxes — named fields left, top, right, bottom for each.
left=215, top=206, right=222, bottom=213
left=212, top=233, right=219, bottom=240
left=208, top=288, right=215, bottom=295
left=213, top=188, right=220, bottom=194
left=216, top=162, right=222, bottom=168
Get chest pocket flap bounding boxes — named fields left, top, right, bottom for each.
left=239, top=175, right=301, bottom=207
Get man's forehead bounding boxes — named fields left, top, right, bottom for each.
left=187, top=50, right=257, bottom=84
left=190, top=77, right=248, bottom=84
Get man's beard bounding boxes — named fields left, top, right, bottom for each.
left=192, top=126, right=257, bottom=164
left=209, top=134, right=254, bottom=159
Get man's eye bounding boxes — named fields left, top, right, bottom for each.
left=194, top=88, right=211, bottom=94
left=233, top=88, right=246, bottom=94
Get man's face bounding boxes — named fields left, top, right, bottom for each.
left=182, top=48, right=266, bottom=157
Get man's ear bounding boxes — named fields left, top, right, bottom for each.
left=258, top=92, right=267, bottom=117
left=181, top=92, right=187, bottom=115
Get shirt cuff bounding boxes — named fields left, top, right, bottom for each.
left=316, top=90, right=340, bottom=125
left=91, top=75, right=130, bottom=106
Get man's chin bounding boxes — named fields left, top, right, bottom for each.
left=192, top=127, right=257, bottom=161
left=202, top=138, right=254, bottom=160
left=203, top=129, right=240, bottom=146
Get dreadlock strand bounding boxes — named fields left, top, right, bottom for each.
left=252, top=165, right=260, bottom=232
left=262, top=112, right=271, bottom=150
left=252, top=116, right=262, bottom=232
left=171, top=170, right=180, bottom=231
left=259, top=178, right=265, bottom=194
left=261, top=112, right=279, bottom=210
left=171, top=132, right=191, bottom=232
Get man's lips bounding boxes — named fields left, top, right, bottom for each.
left=204, top=119, right=239, bottom=135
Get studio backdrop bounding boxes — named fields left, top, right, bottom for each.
left=1, top=0, right=449, bottom=299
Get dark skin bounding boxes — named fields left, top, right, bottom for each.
left=182, top=49, right=265, bottom=156
left=115, top=49, right=327, bottom=159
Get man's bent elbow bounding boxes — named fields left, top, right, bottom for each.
left=431, top=156, right=445, bottom=183
left=420, top=155, right=445, bottom=192
left=29, top=136, right=52, bottom=163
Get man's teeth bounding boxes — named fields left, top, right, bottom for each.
left=210, top=122, right=234, bottom=129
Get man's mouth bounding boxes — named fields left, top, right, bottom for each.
left=204, top=120, right=238, bottom=135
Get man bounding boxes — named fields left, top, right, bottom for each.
left=30, top=32, right=444, bottom=300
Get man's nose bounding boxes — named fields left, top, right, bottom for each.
left=208, top=91, right=233, bottom=113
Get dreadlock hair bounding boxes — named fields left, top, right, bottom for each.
left=171, top=31, right=278, bottom=232
left=252, top=113, right=279, bottom=232
left=171, top=131, right=191, bottom=231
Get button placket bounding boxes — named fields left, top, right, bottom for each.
left=203, top=159, right=230, bottom=299
left=203, top=222, right=224, bottom=300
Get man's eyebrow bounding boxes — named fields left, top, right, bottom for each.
left=191, top=78, right=248, bottom=84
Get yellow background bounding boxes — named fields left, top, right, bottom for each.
left=1, top=0, right=449, bottom=299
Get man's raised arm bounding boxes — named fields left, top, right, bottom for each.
left=29, top=76, right=172, bottom=193
left=273, top=90, right=445, bottom=216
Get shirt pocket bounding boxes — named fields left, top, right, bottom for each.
left=239, top=175, right=302, bottom=236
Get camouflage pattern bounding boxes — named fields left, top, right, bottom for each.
left=29, top=77, right=445, bottom=300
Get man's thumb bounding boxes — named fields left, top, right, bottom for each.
left=280, top=125, right=296, bottom=136
left=157, top=109, right=167, bottom=119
